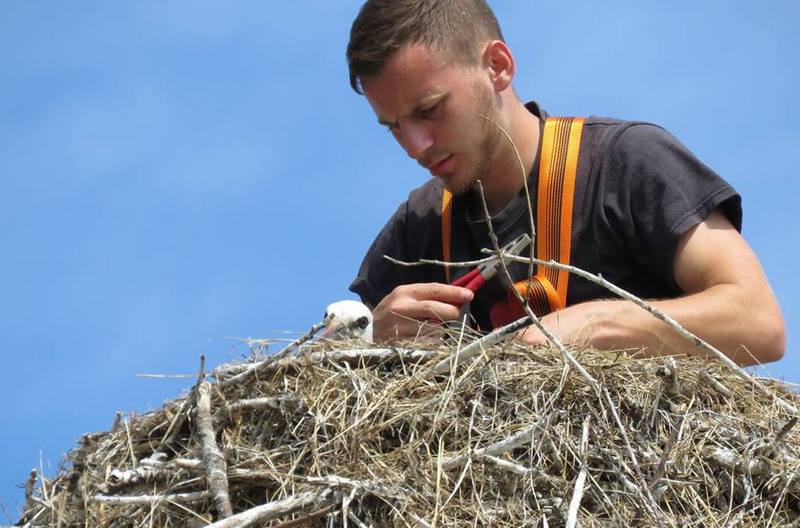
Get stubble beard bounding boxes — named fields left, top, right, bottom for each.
left=470, top=115, right=502, bottom=193
left=445, top=87, right=502, bottom=196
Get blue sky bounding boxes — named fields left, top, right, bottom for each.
left=1, top=1, right=798, bottom=516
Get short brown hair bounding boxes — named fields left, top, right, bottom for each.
left=347, top=0, right=504, bottom=94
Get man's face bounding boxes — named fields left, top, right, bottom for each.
left=361, top=43, right=501, bottom=195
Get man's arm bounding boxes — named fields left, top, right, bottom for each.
left=519, top=210, right=786, bottom=365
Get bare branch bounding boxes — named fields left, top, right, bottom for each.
left=476, top=111, right=537, bottom=285
left=196, top=380, right=233, bottom=518
left=217, top=320, right=327, bottom=387
left=384, top=254, right=494, bottom=268
left=203, top=489, right=333, bottom=528
left=430, top=315, right=533, bottom=375
left=565, top=415, right=592, bottom=528
left=91, top=490, right=212, bottom=505
left=441, top=411, right=562, bottom=470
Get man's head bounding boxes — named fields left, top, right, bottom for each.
left=347, top=0, right=504, bottom=95
left=347, top=1, right=521, bottom=200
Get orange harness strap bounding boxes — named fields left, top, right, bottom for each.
left=441, top=116, right=585, bottom=321
left=441, top=188, right=454, bottom=283
left=515, top=116, right=584, bottom=316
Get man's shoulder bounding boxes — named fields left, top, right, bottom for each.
left=577, top=115, right=692, bottom=167
left=530, top=103, right=674, bottom=152
left=582, top=115, right=667, bottom=145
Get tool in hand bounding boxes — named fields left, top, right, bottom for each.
left=450, top=233, right=532, bottom=301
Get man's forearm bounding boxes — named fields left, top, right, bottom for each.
left=533, top=284, right=785, bottom=366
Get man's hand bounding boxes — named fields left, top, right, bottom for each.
left=516, top=304, right=598, bottom=348
left=372, top=283, right=474, bottom=342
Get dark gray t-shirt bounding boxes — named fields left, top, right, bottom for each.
left=350, top=104, right=742, bottom=330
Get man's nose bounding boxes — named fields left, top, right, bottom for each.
left=398, top=120, right=434, bottom=160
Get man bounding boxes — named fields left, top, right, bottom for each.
left=346, top=0, right=785, bottom=366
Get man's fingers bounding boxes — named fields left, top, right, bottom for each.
left=400, top=283, right=474, bottom=305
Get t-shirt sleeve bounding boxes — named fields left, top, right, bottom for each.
left=604, top=123, right=742, bottom=287
left=349, top=202, right=411, bottom=308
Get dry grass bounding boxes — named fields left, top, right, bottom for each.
left=16, top=338, right=800, bottom=527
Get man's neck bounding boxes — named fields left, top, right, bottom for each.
left=479, top=101, right=541, bottom=215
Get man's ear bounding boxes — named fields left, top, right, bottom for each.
left=482, top=40, right=515, bottom=92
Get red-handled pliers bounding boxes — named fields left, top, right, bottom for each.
left=451, top=233, right=532, bottom=296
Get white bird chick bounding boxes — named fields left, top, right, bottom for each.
left=322, top=300, right=373, bottom=343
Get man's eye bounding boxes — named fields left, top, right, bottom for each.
left=419, top=101, right=442, bottom=118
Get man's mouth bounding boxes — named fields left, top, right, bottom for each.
left=427, top=155, right=453, bottom=177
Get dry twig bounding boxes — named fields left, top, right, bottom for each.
left=195, top=365, right=233, bottom=519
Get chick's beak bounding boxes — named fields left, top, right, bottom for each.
left=321, top=318, right=341, bottom=339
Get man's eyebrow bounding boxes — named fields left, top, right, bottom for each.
left=377, top=92, right=448, bottom=127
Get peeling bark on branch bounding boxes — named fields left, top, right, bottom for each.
left=196, top=380, right=233, bottom=519
left=203, top=489, right=333, bottom=528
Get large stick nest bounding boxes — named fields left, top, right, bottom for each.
left=16, top=340, right=800, bottom=527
